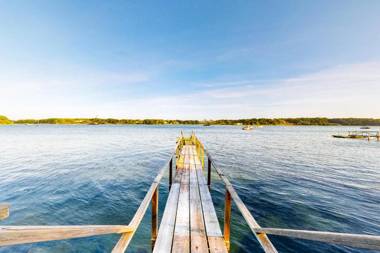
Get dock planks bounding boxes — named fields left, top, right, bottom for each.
left=153, top=145, right=228, bottom=253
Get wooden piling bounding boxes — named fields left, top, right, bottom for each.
left=224, top=189, right=232, bottom=251
left=151, top=188, right=159, bottom=249
left=207, top=157, right=211, bottom=188
left=169, top=157, right=173, bottom=190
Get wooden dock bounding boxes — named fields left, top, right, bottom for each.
left=1, top=133, right=380, bottom=252
left=333, top=130, right=380, bottom=141
left=153, top=145, right=227, bottom=253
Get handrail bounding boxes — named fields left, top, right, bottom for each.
left=177, top=133, right=205, bottom=169
left=0, top=154, right=175, bottom=253
left=112, top=157, right=171, bottom=252
left=254, top=228, right=380, bottom=251
left=0, top=225, right=133, bottom=247
left=205, top=150, right=380, bottom=252
left=176, top=134, right=205, bottom=169
left=192, top=134, right=205, bottom=168
left=207, top=151, right=277, bottom=253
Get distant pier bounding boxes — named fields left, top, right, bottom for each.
left=333, top=130, right=380, bottom=141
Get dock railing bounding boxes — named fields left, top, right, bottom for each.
left=0, top=152, right=178, bottom=253
left=205, top=148, right=380, bottom=252
left=175, top=132, right=205, bottom=169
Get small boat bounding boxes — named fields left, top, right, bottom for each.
left=242, top=125, right=253, bottom=130
left=360, top=126, right=371, bottom=129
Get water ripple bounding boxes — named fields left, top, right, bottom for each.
left=0, top=125, right=379, bottom=252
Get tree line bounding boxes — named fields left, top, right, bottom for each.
left=1, top=115, right=380, bottom=126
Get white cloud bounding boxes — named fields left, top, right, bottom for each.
left=106, top=62, right=380, bottom=119
left=0, top=69, right=151, bottom=119
left=1, top=62, right=379, bottom=119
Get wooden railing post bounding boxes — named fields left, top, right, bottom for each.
left=224, top=189, right=232, bottom=251
left=151, top=188, right=159, bottom=249
left=207, top=157, right=211, bottom=188
left=201, top=146, right=205, bottom=168
left=169, top=157, right=173, bottom=190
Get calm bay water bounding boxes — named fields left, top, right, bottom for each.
left=0, top=125, right=379, bottom=253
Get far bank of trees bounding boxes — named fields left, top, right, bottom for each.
left=209, top=117, right=331, bottom=126
left=13, top=118, right=202, bottom=125
left=328, top=118, right=380, bottom=126
left=0, top=116, right=377, bottom=126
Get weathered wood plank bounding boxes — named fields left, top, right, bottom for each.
left=153, top=170, right=183, bottom=253
left=111, top=233, right=134, bottom=253
left=189, top=146, right=194, bottom=166
left=184, top=146, right=190, bottom=169
left=196, top=168, right=228, bottom=253
left=172, top=168, right=190, bottom=253
left=0, top=225, right=133, bottom=247
left=191, top=146, right=227, bottom=253
left=0, top=204, right=9, bottom=221
left=177, top=145, right=188, bottom=169
left=188, top=144, right=227, bottom=252
left=157, top=145, right=228, bottom=253
left=197, top=169, right=223, bottom=238
left=208, top=236, right=229, bottom=253
left=192, top=146, right=202, bottom=166
left=189, top=165, right=209, bottom=253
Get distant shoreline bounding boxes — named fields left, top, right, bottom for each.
left=1, top=115, right=380, bottom=126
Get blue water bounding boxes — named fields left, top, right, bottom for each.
left=0, top=125, right=379, bottom=253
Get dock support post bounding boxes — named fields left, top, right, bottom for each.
left=169, top=157, right=173, bottom=190
left=151, top=188, right=159, bottom=250
left=201, top=147, right=205, bottom=168
left=207, top=157, right=211, bottom=188
left=224, top=189, right=231, bottom=251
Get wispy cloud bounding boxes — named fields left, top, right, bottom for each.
left=103, top=62, right=380, bottom=119
left=1, top=62, right=379, bottom=119
left=0, top=68, right=150, bottom=96
left=0, top=68, right=151, bottom=119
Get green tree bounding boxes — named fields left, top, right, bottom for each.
left=0, top=115, right=13, bottom=124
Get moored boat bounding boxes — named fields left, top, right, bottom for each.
left=242, top=125, right=254, bottom=130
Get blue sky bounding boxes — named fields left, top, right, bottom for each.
left=1, top=0, right=380, bottom=119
